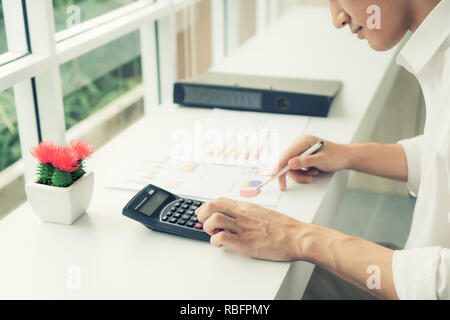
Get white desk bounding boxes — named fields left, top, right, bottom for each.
left=0, top=7, right=404, bottom=299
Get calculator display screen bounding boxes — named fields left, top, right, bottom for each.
left=139, top=192, right=170, bottom=216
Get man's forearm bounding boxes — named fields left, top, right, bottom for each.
left=346, top=143, right=408, bottom=181
left=295, top=224, right=399, bottom=300
left=289, top=142, right=407, bottom=299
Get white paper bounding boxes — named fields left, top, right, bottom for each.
left=105, top=109, right=309, bottom=207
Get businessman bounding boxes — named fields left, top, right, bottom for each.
left=195, top=0, right=450, bottom=299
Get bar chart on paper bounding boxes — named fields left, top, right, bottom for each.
left=105, top=109, right=309, bottom=207
left=202, top=129, right=274, bottom=168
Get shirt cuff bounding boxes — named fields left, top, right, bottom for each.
left=392, top=247, right=443, bottom=300
left=398, top=136, right=422, bottom=196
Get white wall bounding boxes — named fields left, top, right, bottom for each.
left=349, top=69, right=425, bottom=195
left=297, top=0, right=328, bottom=5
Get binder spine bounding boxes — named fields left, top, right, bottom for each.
left=174, top=83, right=333, bottom=117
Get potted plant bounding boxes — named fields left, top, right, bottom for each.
left=25, top=140, right=95, bottom=225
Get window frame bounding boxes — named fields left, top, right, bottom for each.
left=0, top=0, right=283, bottom=184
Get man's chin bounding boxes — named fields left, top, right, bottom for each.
left=367, top=39, right=393, bottom=52
left=366, top=35, right=400, bottom=52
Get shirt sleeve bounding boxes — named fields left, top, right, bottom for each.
left=392, top=247, right=450, bottom=299
left=398, top=135, right=423, bottom=196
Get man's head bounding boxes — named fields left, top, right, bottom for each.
left=328, top=0, right=412, bottom=51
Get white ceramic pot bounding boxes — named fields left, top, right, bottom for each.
left=25, top=171, right=94, bottom=225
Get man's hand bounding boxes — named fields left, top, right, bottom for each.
left=196, top=197, right=399, bottom=299
left=274, top=135, right=352, bottom=190
left=195, top=197, right=305, bottom=261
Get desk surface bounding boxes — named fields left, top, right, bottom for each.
left=0, top=7, right=403, bottom=299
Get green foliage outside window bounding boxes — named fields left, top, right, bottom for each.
left=0, top=1, right=143, bottom=172
left=53, top=0, right=136, bottom=33
left=0, top=3, right=6, bottom=53
left=0, top=89, right=20, bottom=171
left=63, top=57, right=142, bottom=130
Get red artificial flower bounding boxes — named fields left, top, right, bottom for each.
left=70, top=140, right=95, bottom=161
left=51, top=146, right=80, bottom=172
left=30, top=142, right=59, bottom=164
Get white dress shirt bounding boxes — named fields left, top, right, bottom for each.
left=393, top=0, right=450, bottom=299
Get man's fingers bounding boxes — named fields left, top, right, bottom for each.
left=278, top=167, right=319, bottom=189
left=272, top=147, right=300, bottom=175
left=203, top=212, right=239, bottom=235
left=302, top=168, right=320, bottom=176
left=287, top=170, right=316, bottom=183
left=210, top=230, right=239, bottom=248
left=271, top=140, right=306, bottom=175
left=271, top=136, right=318, bottom=176
left=288, top=154, right=321, bottom=171
left=278, top=172, right=287, bottom=191
left=195, top=197, right=242, bottom=223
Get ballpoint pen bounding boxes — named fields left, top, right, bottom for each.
left=256, top=141, right=324, bottom=191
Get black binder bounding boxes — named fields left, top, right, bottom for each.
left=173, top=72, right=342, bottom=117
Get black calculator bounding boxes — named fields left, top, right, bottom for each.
left=122, top=184, right=210, bottom=242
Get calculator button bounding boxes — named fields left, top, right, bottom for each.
left=166, top=211, right=173, bottom=216
left=181, top=204, right=189, bottom=209
left=190, top=205, right=199, bottom=210
left=178, top=219, right=187, bottom=225
left=194, top=223, right=203, bottom=229
left=181, top=214, right=191, bottom=220
left=190, top=216, right=198, bottom=223
left=169, top=217, right=177, bottom=223
left=185, top=199, right=193, bottom=204
left=186, top=221, right=194, bottom=228
left=185, top=210, right=194, bottom=215
left=177, top=209, right=185, bottom=214
left=174, top=213, right=181, bottom=218
left=174, top=203, right=180, bottom=208
left=161, top=216, right=168, bottom=221
left=170, top=207, right=176, bottom=211
left=193, top=201, right=202, bottom=206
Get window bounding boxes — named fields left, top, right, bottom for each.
left=0, top=0, right=29, bottom=64
left=176, top=0, right=212, bottom=79
left=53, top=0, right=137, bottom=33
left=224, top=0, right=257, bottom=56
left=61, top=31, right=142, bottom=130
left=0, top=3, right=7, bottom=55
left=0, top=88, right=21, bottom=172
left=0, top=0, right=294, bottom=216
left=238, top=0, right=256, bottom=45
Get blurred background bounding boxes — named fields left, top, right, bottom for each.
left=0, top=0, right=296, bottom=215
left=0, top=0, right=425, bottom=249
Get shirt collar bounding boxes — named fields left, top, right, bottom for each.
left=397, top=0, right=450, bottom=75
